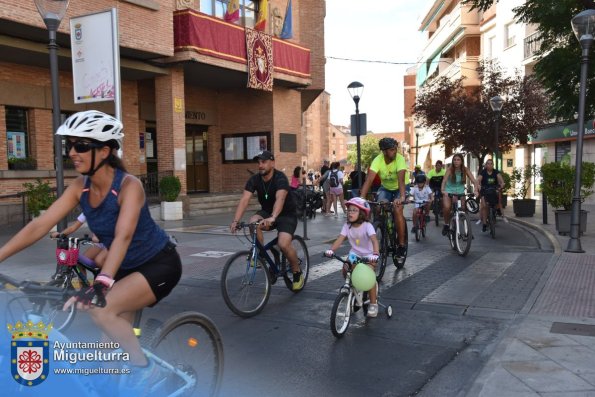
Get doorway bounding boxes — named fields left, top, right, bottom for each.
left=186, top=124, right=209, bottom=192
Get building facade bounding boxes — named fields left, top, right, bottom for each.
left=0, top=0, right=326, bottom=224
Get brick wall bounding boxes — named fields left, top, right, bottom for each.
left=0, top=0, right=174, bottom=56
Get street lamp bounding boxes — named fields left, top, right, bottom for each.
left=566, top=9, right=595, bottom=253
left=415, top=131, right=420, bottom=166
left=34, top=0, right=70, bottom=232
left=489, top=95, right=504, bottom=170
left=347, top=81, right=364, bottom=192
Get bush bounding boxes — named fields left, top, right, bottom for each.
left=8, top=157, right=37, bottom=170
left=500, top=171, right=512, bottom=195
left=510, top=165, right=538, bottom=199
left=23, top=178, right=56, bottom=217
left=540, top=161, right=595, bottom=210
left=159, top=175, right=181, bottom=202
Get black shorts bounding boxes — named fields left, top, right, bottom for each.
left=256, top=210, right=298, bottom=235
left=115, top=242, right=182, bottom=305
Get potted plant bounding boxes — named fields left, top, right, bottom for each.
left=23, top=178, right=56, bottom=218
left=510, top=165, right=538, bottom=217
left=159, top=175, right=183, bottom=220
left=500, top=171, right=511, bottom=208
left=9, top=156, right=37, bottom=170
left=540, top=161, right=595, bottom=235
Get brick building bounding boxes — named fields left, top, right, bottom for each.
left=0, top=0, right=326, bottom=224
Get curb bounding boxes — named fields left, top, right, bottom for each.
left=506, top=216, right=561, bottom=254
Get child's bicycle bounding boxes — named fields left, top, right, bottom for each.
left=0, top=271, right=224, bottom=397
left=412, top=200, right=430, bottom=242
left=221, top=221, right=310, bottom=317
left=47, top=234, right=102, bottom=330
left=324, top=253, right=393, bottom=338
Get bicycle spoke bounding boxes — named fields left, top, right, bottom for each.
left=150, top=312, right=224, bottom=397
left=330, top=291, right=352, bottom=338
left=221, top=251, right=271, bottom=317
left=456, top=213, right=472, bottom=256
left=373, top=222, right=388, bottom=281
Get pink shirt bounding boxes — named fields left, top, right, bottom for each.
left=340, top=221, right=376, bottom=257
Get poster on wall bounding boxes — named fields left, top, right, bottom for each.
left=7, top=131, right=26, bottom=158
left=70, top=9, right=120, bottom=104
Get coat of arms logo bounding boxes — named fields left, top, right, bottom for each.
left=9, top=320, right=52, bottom=386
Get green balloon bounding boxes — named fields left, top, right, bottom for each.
left=351, top=263, right=376, bottom=291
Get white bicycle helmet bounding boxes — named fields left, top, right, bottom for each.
left=56, top=110, right=124, bottom=145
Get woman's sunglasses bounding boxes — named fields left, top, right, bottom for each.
left=66, top=140, right=105, bottom=153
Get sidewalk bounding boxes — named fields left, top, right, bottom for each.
left=466, top=201, right=595, bottom=396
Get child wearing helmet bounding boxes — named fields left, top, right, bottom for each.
left=411, top=174, right=433, bottom=233
left=324, top=197, right=380, bottom=317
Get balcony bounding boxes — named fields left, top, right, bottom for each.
left=524, top=32, right=543, bottom=60
left=173, top=9, right=311, bottom=87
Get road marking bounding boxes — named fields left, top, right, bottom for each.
left=421, top=251, right=520, bottom=305
left=190, top=251, right=234, bottom=258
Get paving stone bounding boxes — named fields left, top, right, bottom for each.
left=503, top=360, right=594, bottom=392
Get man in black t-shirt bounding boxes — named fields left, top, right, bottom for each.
left=477, top=159, right=505, bottom=232
left=230, top=150, right=304, bottom=290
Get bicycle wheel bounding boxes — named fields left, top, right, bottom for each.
left=421, top=219, right=426, bottom=239
left=489, top=208, right=496, bottom=239
left=282, top=235, right=310, bottom=292
left=448, top=218, right=457, bottom=251
left=373, top=221, right=388, bottom=281
left=149, top=312, right=224, bottom=397
left=19, top=294, right=76, bottom=333
left=433, top=199, right=441, bottom=226
left=455, top=213, right=472, bottom=256
left=466, top=196, right=479, bottom=214
left=221, top=250, right=271, bottom=317
left=415, top=214, right=422, bottom=242
left=393, top=218, right=408, bottom=269
left=330, top=290, right=353, bottom=338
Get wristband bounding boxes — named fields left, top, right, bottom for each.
left=96, top=273, right=115, bottom=289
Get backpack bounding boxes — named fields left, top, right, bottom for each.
left=329, top=170, right=339, bottom=188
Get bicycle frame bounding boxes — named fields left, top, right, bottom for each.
left=245, top=225, right=284, bottom=276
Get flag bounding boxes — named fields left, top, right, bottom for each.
left=280, top=0, right=292, bottom=39
left=224, top=0, right=240, bottom=23
left=254, top=0, right=268, bottom=31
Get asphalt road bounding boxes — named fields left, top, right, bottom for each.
left=0, top=212, right=554, bottom=397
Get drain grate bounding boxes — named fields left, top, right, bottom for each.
left=550, top=322, right=595, bottom=337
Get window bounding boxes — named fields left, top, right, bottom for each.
left=6, top=107, right=29, bottom=159
left=555, top=141, right=571, bottom=163
left=201, top=0, right=256, bottom=28
left=487, top=36, right=495, bottom=59
left=222, top=132, right=270, bottom=163
left=504, top=22, right=515, bottom=48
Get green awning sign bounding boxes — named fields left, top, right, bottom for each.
left=530, top=119, right=595, bottom=143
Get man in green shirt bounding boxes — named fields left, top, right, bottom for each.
left=359, top=137, right=408, bottom=261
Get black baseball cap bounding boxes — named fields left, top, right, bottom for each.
left=253, top=150, right=275, bottom=161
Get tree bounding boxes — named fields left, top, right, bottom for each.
left=463, top=0, right=595, bottom=121
left=413, top=60, right=548, bottom=165
left=346, top=135, right=380, bottom=170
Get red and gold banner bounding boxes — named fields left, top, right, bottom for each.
left=246, top=28, right=273, bottom=91
left=173, top=10, right=310, bottom=79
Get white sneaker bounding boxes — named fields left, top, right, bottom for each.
left=367, top=303, right=378, bottom=318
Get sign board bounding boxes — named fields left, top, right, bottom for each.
left=70, top=9, right=120, bottom=104
left=350, top=113, right=367, bottom=136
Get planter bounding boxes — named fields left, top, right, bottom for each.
left=160, top=201, right=183, bottom=221
left=554, top=210, right=588, bottom=236
left=512, top=199, right=536, bottom=217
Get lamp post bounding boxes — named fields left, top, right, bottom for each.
left=566, top=9, right=595, bottom=253
left=348, top=81, right=364, bottom=192
left=415, top=131, right=420, bottom=166
left=34, top=0, right=69, bottom=232
left=489, top=95, right=504, bottom=170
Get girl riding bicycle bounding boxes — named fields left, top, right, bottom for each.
left=441, top=153, right=479, bottom=236
left=410, top=174, right=433, bottom=234
left=0, top=111, right=182, bottom=393
left=325, top=197, right=380, bottom=317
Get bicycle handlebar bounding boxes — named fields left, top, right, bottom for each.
left=322, top=253, right=372, bottom=265
left=234, top=220, right=277, bottom=230
left=0, top=272, right=71, bottom=296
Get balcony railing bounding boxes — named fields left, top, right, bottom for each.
left=524, top=32, right=543, bottom=59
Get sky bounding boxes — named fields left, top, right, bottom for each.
left=324, top=1, right=431, bottom=133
